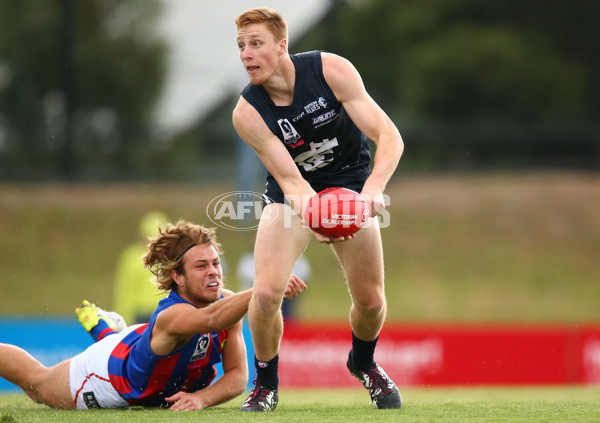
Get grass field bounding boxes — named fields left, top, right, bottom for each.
left=1, top=173, right=600, bottom=421
left=1, top=171, right=599, bottom=323
left=1, top=387, right=599, bottom=422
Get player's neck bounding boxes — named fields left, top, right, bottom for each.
left=263, top=55, right=295, bottom=107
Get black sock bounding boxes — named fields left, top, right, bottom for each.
left=350, top=332, right=378, bottom=372
left=255, top=354, right=279, bottom=390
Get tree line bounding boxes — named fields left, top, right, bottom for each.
left=1, top=0, right=598, bottom=181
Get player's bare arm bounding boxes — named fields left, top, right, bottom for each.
left=233, top=97, right=315, bottom=211
left=151, top=277, right=307, bottom=356
left=149, top=289, right=252, bottom=355
left=162, top=276, right=307, bottom=410
left=322, top=52, right=404, bottom=214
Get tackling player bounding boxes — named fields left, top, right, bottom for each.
left=0, top=220, right=306, bottom=410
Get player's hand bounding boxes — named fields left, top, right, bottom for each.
left=166, top=391, right=206, bottom=411
left=360, top=188, right=386, bottom=217
left=300, top=214, right=355, bottom=244
left=284, top=274, right=308, bottom=299
left=312, top=231, right=355, bottom=244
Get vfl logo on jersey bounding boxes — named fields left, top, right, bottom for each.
left=277, top=118, right=305, bottom=149
left=190, top=334, right=211, bottom=362
left=294, top=138, right=339, bottom=172
left=304, top=97, right=327, bottom=114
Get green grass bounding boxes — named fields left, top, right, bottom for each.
left=1, top=387, right=600, bottom=422
left=3, top=172, right=599, bottom=423
left=1, top=171, right=600, bottom=323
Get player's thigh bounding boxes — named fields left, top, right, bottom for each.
left=36, top=359, right=76, bottom=409
left=254, top=203, right=312, bottom=295
left=332, top=218, right=385, bottom=302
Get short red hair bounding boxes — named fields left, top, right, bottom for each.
left=235, top=7, right=288, bottom=42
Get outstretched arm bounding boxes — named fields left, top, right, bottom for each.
left=162, top=276, right=307, bottom=411
left=151, top=276, right=307, bottom=357
left=150, top=288, right=251, bottom=357
left=232, top=98, right=314, bottom=215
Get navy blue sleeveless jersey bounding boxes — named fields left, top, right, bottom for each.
left=241, top=50, right=371, bottom=198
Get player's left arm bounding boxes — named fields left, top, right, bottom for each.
left=164, top=277, right=307, bottom=411
left=166, top=290, right=248, bottom=411
left=322, top=52, right=404, bottom=215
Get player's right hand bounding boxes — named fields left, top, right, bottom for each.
left=284, top=274, right=308, bottom=299
left=300, top=206, right=355, bottom=244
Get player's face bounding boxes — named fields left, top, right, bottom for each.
left=176, top=244, right=223, bottom=307
left=237, top=23, right=285, bottom=86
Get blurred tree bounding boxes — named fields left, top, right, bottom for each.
left=293, top=0, right=598, bottom=169
left=320, top=0, right=595, bottom=122
left=0, top=0, right=167, bottom=180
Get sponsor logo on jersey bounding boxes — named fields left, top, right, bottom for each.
left=312, top=109, right=337, bottom=127
left=304, top=96, right=327, bottom=114
left=294, top=138, right=339, bottom=172
left=277, top=118, right=305, bottom=148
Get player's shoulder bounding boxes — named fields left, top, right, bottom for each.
left=321, top=51, right=356, bottom=73
left=233, top=95, right=257, bottom=122
left=232, top=95, right=269, bottom=137
left=321, top=52, right=363, bottom=99
left=233, top=95, right=252, bottom=121
left=153, top=301, right=194, bottom=329
left=160, top=301, right=195, bottom=315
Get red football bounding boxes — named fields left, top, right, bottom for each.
left=304, top=187, right=370, bottom=237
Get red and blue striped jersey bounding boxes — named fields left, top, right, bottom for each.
left=107, top=290, right=228, bottom=407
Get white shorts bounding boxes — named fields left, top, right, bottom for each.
left=69, top=325, right=143, bottom=409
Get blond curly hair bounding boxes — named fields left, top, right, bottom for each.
left=143, top=220, right=223, bottom=292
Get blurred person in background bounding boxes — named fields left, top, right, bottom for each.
left=113, top=211, right=170, bottom=324
left=0, top=220, right=306, bottom=410
left=233, top=7, right=403, bottom=412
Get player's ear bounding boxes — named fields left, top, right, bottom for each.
left=278, top=38, right=287, bottom=55
left=171, top=269, right=184, bottom=287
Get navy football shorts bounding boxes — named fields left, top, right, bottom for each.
left=262, top=175, right=366, bottom=207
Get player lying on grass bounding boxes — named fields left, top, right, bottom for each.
left=0, top=220, right=306, bottom=410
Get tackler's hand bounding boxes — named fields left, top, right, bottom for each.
left=284, top=274, right=308, bottom=299
left=166, top=391, right=207, bottom=411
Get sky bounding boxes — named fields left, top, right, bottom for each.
left=154, top=1, right=331, bottom=136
